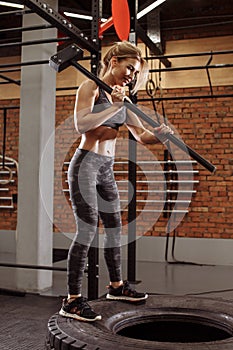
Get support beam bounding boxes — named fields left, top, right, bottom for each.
left=16, top=2, right=57, bottom=292
left=136, top=23, right=171, bottom=67
left=127, top=0, right=137, bottom=284
left=147, top=8, right=162, bottom=53
left=22, top=0, right=98, bottom=53
left=87, top=0, right=101, bottom=301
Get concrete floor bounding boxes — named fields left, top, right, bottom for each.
left=43, top=255, right=233, bottom=301
left=1, top=253, right=233, bottom=301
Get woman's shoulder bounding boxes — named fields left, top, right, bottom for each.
left=79, top=79, right=99, bottom=92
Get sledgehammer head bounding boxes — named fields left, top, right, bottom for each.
left=49, top=44, right=84, bottom=72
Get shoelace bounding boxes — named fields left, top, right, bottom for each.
left=77, top=297, right=92, bottom=310
left=123, top=281, right=137, bottom=296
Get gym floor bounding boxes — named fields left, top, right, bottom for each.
left=1, top=256, right=233, bottom=350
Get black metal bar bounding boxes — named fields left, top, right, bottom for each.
left=79, top=56, right=93, bottom=61
left=87, top=232, right=99, bottom=300
left=136, top=23, right=171, bottom=68
left=163, top=149, right=169, bottom=218
left=127, top=0, right=138, bottom=284
left=145, top=49, right=233, bottom=60
left=0, top=60, right=49, bottom=69
left=0, top=82, right=15, bottom=85
left=137, top=94, right=233, bottom=102
left=164, top=14, right=233, bottom=22
left=0, top=74, right=20, bottom=86
left=2, top=109, right=7, bottom=168
left=163, top=19, right=233, bottom=31
left=71, top=60, right=112, bottom=93
left=205, top=53, right=213, bottom=95
left=164, top=147, right=176, bottom=261
left=0, top=55, right=91, bottom=71
left=0, top=23, right=54, bottom=34
left=22, top=0, right=98, bottom=53
left=0, top=69, right=21, bottom=73
left=87, top=0, right=101, bottom=301
left=0, top=9, right=32, bottom=16
left=149, top=63, right=233, bottom=73
left=56, top=86, right=79, bottom=91
left=0, top=81, right=78, bottom=89
left=0, top=106, right=20, bottom=110
left=171, top=228, right=178, bottom=261
left=69, top=59, right=216, bottom=173
left=0, top=37, right=71, bottom=49
left=128, top=133, right=137, bottom=283
left=0, top=262, right=69, bottom=272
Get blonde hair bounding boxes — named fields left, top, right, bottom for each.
left=99, top=41, right=148, bottom=94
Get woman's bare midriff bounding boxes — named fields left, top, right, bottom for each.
left=78, top=125, right=118, bottom=156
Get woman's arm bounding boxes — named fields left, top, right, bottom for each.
left=74, top=80, right=123, bottom=133
left=126, top=109, right=173, bottom=145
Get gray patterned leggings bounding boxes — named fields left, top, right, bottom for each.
left=67, top=148, right=122, bottom=295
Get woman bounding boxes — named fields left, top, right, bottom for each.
left=59, top=41, right=173, bottom=322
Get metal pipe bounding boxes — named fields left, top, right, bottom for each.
left=0, top=56, right=91, bottom=71
left=56, top=86, right=79, bottom=91
left=163, top=19, right=233, bottom=31
left=162, top=14, right=233, bottom=23
left=149, top=63, right=233, bottom=73
left=0, top=23, right=54, bottom=34
left=0, top=60, right=49, bottom=69
left=145, top=49, right=233, bottom=60
left=0, top=69, right=21, bottom=73
left=0, top=262, right=66, bottom=271
left=0, top=9, right=32, bottom=16
left=0, top=37, right=71, bottom=49
left=2, top=109, right=7, bottom=168
left=0, top=261, right=89, bottom=273
left=0, top=81, right=17, bottom=85
left=205, top=54, right=213, bottom=95
left=0, top=106, right=19, bottom=110
left=137, top=93, right=233, bottom=102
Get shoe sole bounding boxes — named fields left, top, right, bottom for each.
left=59, top=308, right=102, bottom=322
left=106, top=293, right=148, bottom=302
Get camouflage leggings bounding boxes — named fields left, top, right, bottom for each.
left=67, top=148, right=122, bottom=295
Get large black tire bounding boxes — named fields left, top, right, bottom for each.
left=46, top=295, right=233, bottom=350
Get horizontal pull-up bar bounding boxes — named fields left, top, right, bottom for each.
left=0, top=9, right=32, bottom=16
left=149, top=63, right=233, bottom=73
left=0, top=37, right=71, bottom=49
left=49, top=44, right=216, bottom=174
left=0, top=23, right=54, bottom=34
left=137, top=94, right=233, bottom=102
left=0, top=261, right=89, bottom=273
left=145, top=49, right=233, bottom=60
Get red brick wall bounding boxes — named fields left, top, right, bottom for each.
left=0, top=101, right=19, bottom=230
left=0, top=86, right=232, bottom=240
left=142, top=86, right=233, bottom=239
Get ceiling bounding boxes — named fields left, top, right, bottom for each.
left=59, top=0, right=233, bottom=34
left=0, top=0, right=232, bottom=57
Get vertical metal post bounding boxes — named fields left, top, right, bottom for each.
left=87, top=0, right=101, bottom=301
left=164, top=149, right=170, bottom=261
left=2, top=109, right=7, bottom=168
left=127, top=0, right=138, bottom=283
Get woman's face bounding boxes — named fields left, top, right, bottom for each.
left=111, top=57, right=141, bottom=87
